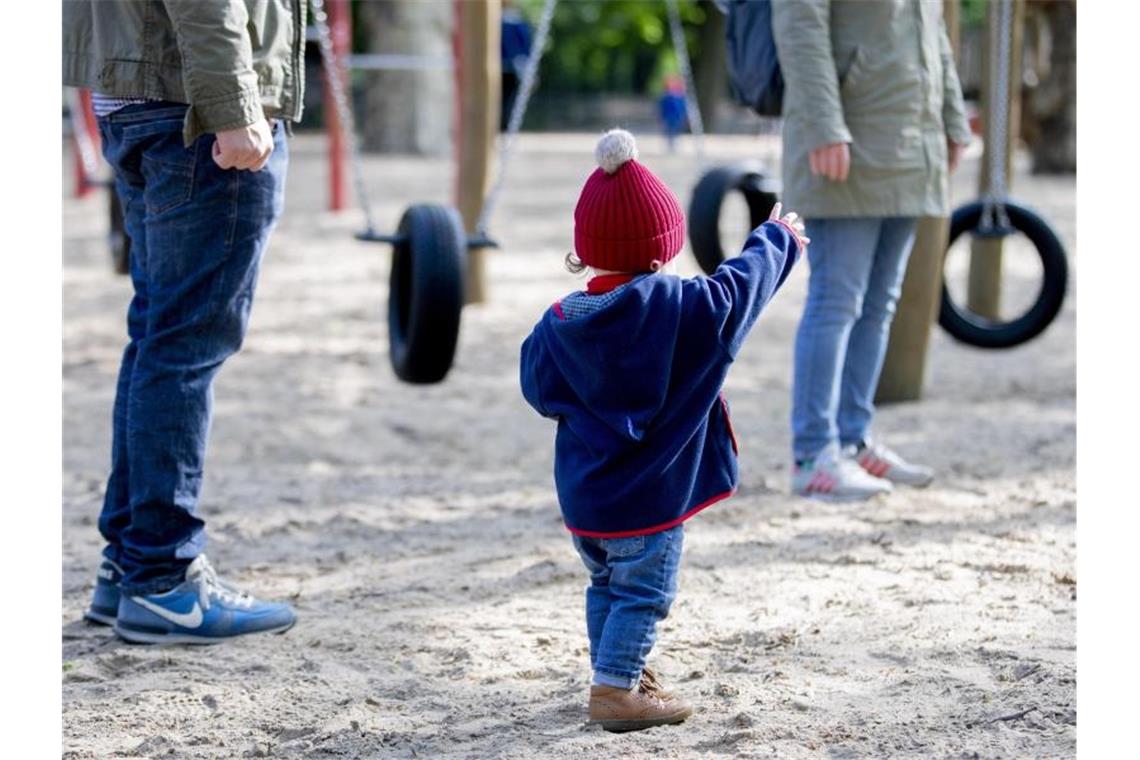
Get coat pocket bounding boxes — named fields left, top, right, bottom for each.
left=838, top=46, right=865, bottom=96
left=849, top=124, right=926, bottom=170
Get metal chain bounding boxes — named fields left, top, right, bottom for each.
left=475, top=0, right=559, bottom=240
left=664, top=0, right=706, bottom=168
left=311, top=0, right=379, bottom=234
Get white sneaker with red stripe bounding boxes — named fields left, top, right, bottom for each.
left=847, top=438, right=935, bottom=488
left=792, top=448, right=892, bottom=501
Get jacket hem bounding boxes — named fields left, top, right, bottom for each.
left=565, top=488, right=737, bottom=539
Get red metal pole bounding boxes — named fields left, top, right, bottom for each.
left=74, top=89, right=100, bottom=198
left=324, top=0, right=352, bottom=211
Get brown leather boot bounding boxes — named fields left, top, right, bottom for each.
left=640, top=667, right=675, bottom=699
left=588, top=677, right=693, bottom=733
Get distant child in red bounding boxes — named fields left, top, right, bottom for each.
left=520, top=129, right=807, bottom=731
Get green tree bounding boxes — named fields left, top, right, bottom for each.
left=517, top=0, right=705, bottom=94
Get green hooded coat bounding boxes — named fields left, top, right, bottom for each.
left=771, top=0, right=972, bottom=218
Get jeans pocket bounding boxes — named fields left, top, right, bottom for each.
left=140, top=143, right=197, bottom=215
left=122, top=114, right=197, bottom=215
left=600, top=535, right=645, bottom=559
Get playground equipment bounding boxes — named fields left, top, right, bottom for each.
left=688, top=0, right=1067, bottom=351
left=938, top=0, right=1068, bottom=348
left=940, top=200, right=1067, bottom=348
left=683, top=0, right=782, bottom=277
left=311, top=0, right=561, bottom=384
left=317, top=0, right=706, bottom=384
left=67, top=89, right=130, bottom=275
left=687, top=164, right=778, bottom=275
left=73, top=0, right=1065, bottom=358
left=314, top=0, right=466, bottom=383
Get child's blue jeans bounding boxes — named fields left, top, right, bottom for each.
left=572, top=525, right=684, bottom=689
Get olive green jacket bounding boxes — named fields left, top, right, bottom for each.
left=771, top=0, right=972, bottom=218
left=62, top=0, right=306, bottom=145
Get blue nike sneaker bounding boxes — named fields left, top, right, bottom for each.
left=114, top=555, right=296, bottom=644
left=84, top=558, right=124, bottom=626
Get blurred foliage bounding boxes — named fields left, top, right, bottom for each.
left=515, top=0, right=705, bottom=94
left=960, top=0, right=987, bottom=27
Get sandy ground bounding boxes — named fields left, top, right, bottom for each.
left=62, top=133, right=1075, bottom=759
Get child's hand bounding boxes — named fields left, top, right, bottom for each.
left=768, top=202, right=811, bottom=249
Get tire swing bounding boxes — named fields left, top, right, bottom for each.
left=312, top=0, right=465, bottom=384
left=688, top=166, right=779, bottom=275
left=311, top=0, right=556, bottom=384
left=938, top=0, right=1068, bottom=349
left=940, top=201, right=1068, bottom=348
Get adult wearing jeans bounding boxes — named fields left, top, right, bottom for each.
left=63, top=0, right=306, bottom=643
left=772, top=0, right=972, bottom=501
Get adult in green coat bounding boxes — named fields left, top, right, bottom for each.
left=64, top=1, right=305, bottom=643
left=771, top=0, right=971, bottom=501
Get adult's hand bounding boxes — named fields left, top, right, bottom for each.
left=809, top=142, right=850, bottom=182
left=212, top=118, right=274, bottom=171
left=947, top=138, right=967, bottom=174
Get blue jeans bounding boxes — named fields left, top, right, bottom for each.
left=96, top=103, right=287, bottom=595
left=791, top=217, right=917, bottom=462
left=572, top=525, right=684, bottom=689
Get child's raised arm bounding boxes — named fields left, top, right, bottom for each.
left=693, top=204, right=807, bottom=358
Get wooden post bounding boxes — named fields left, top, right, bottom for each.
left=966, top=0, right=1024, bottom=318
left=875, top=1, right=960, bottom=404
left=454, top=0, right=501, bottom=305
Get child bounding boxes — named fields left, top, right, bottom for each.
left=519, top=129, right=807, bottom=732
left=657, top=75, right=688, bottom=153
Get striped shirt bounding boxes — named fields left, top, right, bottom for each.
left=91, top=92, right=161, bottom=117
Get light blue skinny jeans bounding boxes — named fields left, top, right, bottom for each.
left=572, top=525, right=684, bottom=690
left=791, top=217, right=918, bottom=462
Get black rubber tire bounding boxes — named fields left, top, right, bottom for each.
left=109, top=188, right=130, bottom=275
left=388, top=204, right=467, bottom=384
left=939, top=200, right=1068, bottom=349
left=688, top=164, right=780, bottom=275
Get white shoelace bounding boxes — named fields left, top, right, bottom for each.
left=190, top=556, right=256, bottom=610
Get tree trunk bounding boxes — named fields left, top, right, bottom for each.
left=357, top=0, right=453, bottom=155
left=1021, top=0, right=1076, bottom=174
left=693, top=0, right=726, bottom=132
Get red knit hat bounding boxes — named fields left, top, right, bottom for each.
left=573, top=129, right=686, bottom=272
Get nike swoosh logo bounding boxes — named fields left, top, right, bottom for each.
left=134, top=597, right=204, bottom=628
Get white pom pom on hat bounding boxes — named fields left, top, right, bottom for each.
left=595, top=128, right=639, bottom=174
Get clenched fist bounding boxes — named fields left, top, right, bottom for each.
left=212, top=119, right=274, bottom=171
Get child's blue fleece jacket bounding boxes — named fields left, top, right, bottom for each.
left=519, top=220, right=801, bottom=538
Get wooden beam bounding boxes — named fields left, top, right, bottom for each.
left=454, top=0, right=501, bottom=305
